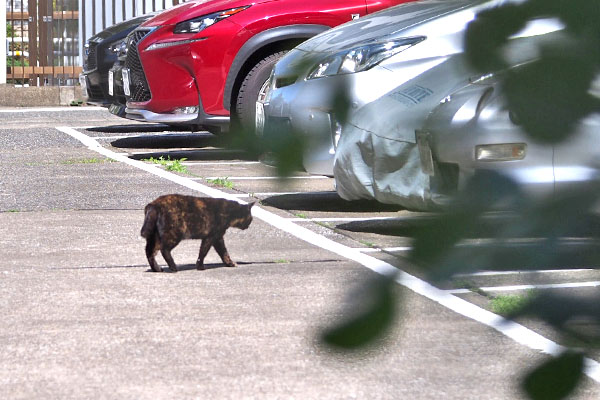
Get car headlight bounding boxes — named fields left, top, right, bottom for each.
left=173, top=6, right=250, bottom=34
left=108, top=39, right=128, bottom=56
left=306, top=36, right=425, bottom=80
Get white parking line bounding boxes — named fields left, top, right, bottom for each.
left=289, top=216, right=400, bottom=222
left=454, top=268, right=596, bottom=277
left=56, top=126, right=600, bottom=384
left=229, top=192, right=305, bottom=197
left=182, top=161, right=261, bottom=166
left=198, top=175, right=330, bottom=180
left=448, top=281, right=600, bottom=294
left=94, top=135, right=142, bottom=140
left=128, top=149, right=229, bottom=155
left=357, top=247, right=413, bottom=253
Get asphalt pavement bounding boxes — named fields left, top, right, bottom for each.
left=1, top=106, right=599, bottom=399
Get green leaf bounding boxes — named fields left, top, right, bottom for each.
left=502, top=57, right=596, bottom=144
left=522, top=352, right=584, bottom=400
left=464, top=4, right=529, bottom=72
left=262, top=128, right=306, bottom=177
left=322, top=277, right=397, bottom=350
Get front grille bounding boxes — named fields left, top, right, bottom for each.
left=125, top=29, right=152, bottom=102
left=88, top=84, right=104, bottom=100
left=85, top=42, right=98, bottom=71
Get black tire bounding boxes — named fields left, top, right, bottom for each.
left=235, top=51, right=287, bottom=134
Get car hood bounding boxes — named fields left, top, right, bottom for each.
left=89, top=12, right=158, bottom=42
left=295, top=0, right=507, bottom=53
left=143, top=0, right=275, bottom=26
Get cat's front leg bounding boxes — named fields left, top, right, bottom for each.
left=214, top=237, right=237, bottom=268
left=196, top=238, right=213, bottom=270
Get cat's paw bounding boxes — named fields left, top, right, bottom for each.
left=226, top=262, right=237, bottom=268
left=196, top=263, right=205, bottom=270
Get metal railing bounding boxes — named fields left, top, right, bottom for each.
left=5, top=0, right=183, bottom=87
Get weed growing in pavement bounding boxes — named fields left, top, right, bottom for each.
left=61, top=157, right=116, bottom=165
left=359, top=240, right=374, bottom=248
left=144, top=156, right=189, bottom=174
left=206, top=177, right=234, bottom=189
left=490, top=291, right=537, bottom=317
left=25, top=161, right=49, bottom=167
left=275, top=259, right=290, bottom=264
left=27, top=158, right=115, bottom=167
left=314, top=221, right=332, bottom=229
left=295, top=213, right=308, bottom=219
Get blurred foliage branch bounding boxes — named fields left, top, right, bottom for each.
left=320, top=1, right=600, bottom=398
left=465, top=0, right=600, bottom=143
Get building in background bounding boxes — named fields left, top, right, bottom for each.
left=3, top=0, right=184, bottom=87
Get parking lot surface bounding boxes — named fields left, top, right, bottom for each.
left=1, top=107, right=599, bottom=399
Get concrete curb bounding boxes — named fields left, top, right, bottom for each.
left=0, top=84, right=85, bottom=107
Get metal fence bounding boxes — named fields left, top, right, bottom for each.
left=5, top=0, right=183, bottom=87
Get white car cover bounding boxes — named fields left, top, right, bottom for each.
left=334, top=56, right=471, bottom=211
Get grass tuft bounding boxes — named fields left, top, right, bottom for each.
left=61, top=157, right=116, bottom=165
left=206, top=177, right=234, bottom=189
left=490, top=291, right=536, bottom=316
left=144, top=156, right=189, bottom=174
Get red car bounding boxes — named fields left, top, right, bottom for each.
left=120, top=0, right=412, bottom=134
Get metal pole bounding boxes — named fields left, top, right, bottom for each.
left=0, top=0, right=6, bottom=84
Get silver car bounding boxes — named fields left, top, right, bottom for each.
left=258, top=0, right=562, bottom=177
left=416, top=72, right=600, bottom=208
left=331, top=24, right=565, bottom=210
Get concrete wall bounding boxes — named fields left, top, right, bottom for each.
left=0, top=84, right=85, bottom=106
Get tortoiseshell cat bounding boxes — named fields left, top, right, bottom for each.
left=141, top=194, right=254, bottom=272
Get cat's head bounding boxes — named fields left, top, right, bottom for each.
left=232, top=202, right=255, bottom=230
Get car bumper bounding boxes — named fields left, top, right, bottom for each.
left=419, top=126, right=556, bottom=204
left=123, top=107, right=200, bottom=124
left=79, top=71, right=111, bottom=106
left=261, top=72, right=380, bottom=176
left=123, top=105, right=230, bottom=131
left=119, top=24, right=237, bottom=131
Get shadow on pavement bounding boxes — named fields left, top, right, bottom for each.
left=55, top=264, right=148, bottom=270
left=337, top=213, right=600, bottom=238
left=262, top=191, right=405, bottom=212
left=129, top=149, right=256, bottom=161
left=86, top=124, right=192, bottom=134
left=146, top=261, right=258, bottom=273
left=336, top=217, right=435, bottom=236
left=111, top=134, right=219, bottom=149
left=336, top=214, right=600, bottom=271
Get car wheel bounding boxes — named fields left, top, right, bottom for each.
left=235, top=51, right=287, bottom=134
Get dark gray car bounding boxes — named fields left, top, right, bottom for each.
left=79, top=13, right=156, bottom=106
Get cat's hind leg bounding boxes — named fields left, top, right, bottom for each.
left=214, top=237, right=237, bottom=268
left=145, top=234, right=163, bottom=272
left=160, top=245, right=179, bottom=273
left=196, top=238, right=214, bottom=270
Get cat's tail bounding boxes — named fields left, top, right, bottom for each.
left=141, top=205, right=159, bottom=238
